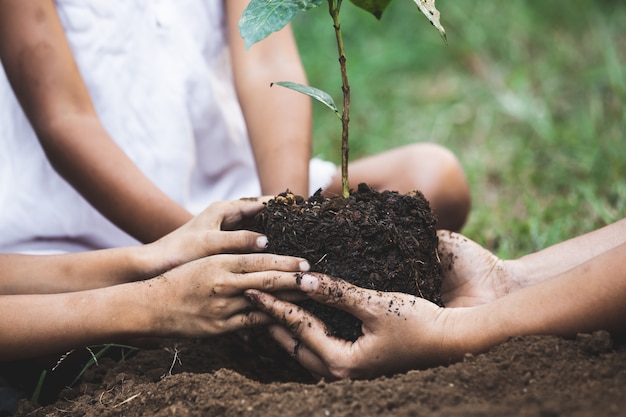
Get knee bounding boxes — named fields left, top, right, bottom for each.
left=406, top=143, right=471, bottom=232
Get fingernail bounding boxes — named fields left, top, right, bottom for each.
left=256, top=236, right=268, bottom=249
left=298, top=274, right=319, bottom=291
left=299, top=261, right=310, bottom=272
left=245, top=289, right=261, bottom=303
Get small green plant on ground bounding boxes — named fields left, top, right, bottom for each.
left=30, top=344, right=138, bottom=405
left=239, top=0, right=446, bottom=198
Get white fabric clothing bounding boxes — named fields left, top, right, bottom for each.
left=0, top=0, right=336, bottom=253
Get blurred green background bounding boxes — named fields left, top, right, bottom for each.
left=291, top=0, right=626, bottom=259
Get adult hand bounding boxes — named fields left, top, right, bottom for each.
left=139, top=253, right=311, bottom=337
left=437, top=230, right=521, bottom=307
left=147, top=199, right=270, bottom=273
left=245, top=273, right=469, bottom=380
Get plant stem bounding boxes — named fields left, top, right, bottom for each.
left=328, top=0, right=350, bottom=198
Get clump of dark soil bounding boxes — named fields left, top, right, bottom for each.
left=252, top=183, right=442, bottom=341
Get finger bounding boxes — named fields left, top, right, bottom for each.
left=224, top=311, right=275, bottom=332
left=267, top=324, right=332, bottom=378
left=199, top=200, right=265, bottom=230
left=246, top=289, right=350, bottom=363
left=295, top=273, right=384, bottom=322
left=219, top=200, right=265, bottom=230
left=436, top=229, right=465, bottom=272
left=206, top=296, right=254, bottom=319
left=232, top=270, right=316, bottom=295
left=226, top=253, right=310, bottom=274
left=203, top=230, right=269, bottom=254
left=219, top=293, right=305, bottom=318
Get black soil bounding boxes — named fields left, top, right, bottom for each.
left=252, top=183, right=442, bottom=341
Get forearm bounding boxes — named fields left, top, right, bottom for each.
left=0, top=245, right=166, bottom=295
left=510, top=218, right=626, bottom=289
left=40, top=114, right=193, bottom=242
left=0, top=284, right=151, bottom=361
left=1, top=199, right=271, bottom=295
left=464, top=242, right=626, bottom=353
left=0, top=1, right=192, bottom=243
left=227, top=2, right=312, bottom=196
left=238, top=64, right=312, bottom=196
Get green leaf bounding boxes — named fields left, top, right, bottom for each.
left=412, top=0, right=446, bottom=42
left=272, top=81, right=340, bottom=117
left=349, top=0, right=392, bottom=20
left=239, top=0, right=323, bottom=49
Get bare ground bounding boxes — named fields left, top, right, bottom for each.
left=15, top=330, right=626, bottom=417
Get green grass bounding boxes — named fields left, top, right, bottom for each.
left=292, top=0, right=626, bottom=258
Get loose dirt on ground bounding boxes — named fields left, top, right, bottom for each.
left=16, top=330, right=626, bottom=416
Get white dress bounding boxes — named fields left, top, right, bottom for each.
left=0, top=0, right=335, bottom=253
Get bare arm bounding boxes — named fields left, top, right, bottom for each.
left=226, top=0, right=312, bottom=197
left=0, top=200, right=269, bottom=295
left=0, top=247, right=155, bottom=295
left=512, top=218, right=626, bottom=287
left=0, top=0, right=192, bottom=243
left=478, top=242, right=626, bottom=346
left=0, top=253, right=310, bottom=361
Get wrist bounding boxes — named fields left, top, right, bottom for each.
left=127, top=243, right=181, bottom=281
left=101, top=280, right=163, bottom=338
left=507, top=258, right=528, bottom=290
left=57, top=283, right=155, bottom=345
left=444, top=304, right=508, bottom=358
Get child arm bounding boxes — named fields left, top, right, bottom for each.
left=0, top=0, right=192, bottom=243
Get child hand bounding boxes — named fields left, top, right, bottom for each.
left=147, top=198, right=270, bottom=272
left=139, top=253, right=310, bottom=337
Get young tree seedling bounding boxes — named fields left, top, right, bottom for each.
left=239, top=0, right=446, bottom=198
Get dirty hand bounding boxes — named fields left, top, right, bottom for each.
left=138, top=253, right=311, bottom=337
left=148, top=199, right=270, bottom=272
left=437, top=230, right=522, bottom=307
left=245, top=273, right=468, bottom=380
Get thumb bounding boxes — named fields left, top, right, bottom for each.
left=297, top=273, right=383, bottom=322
